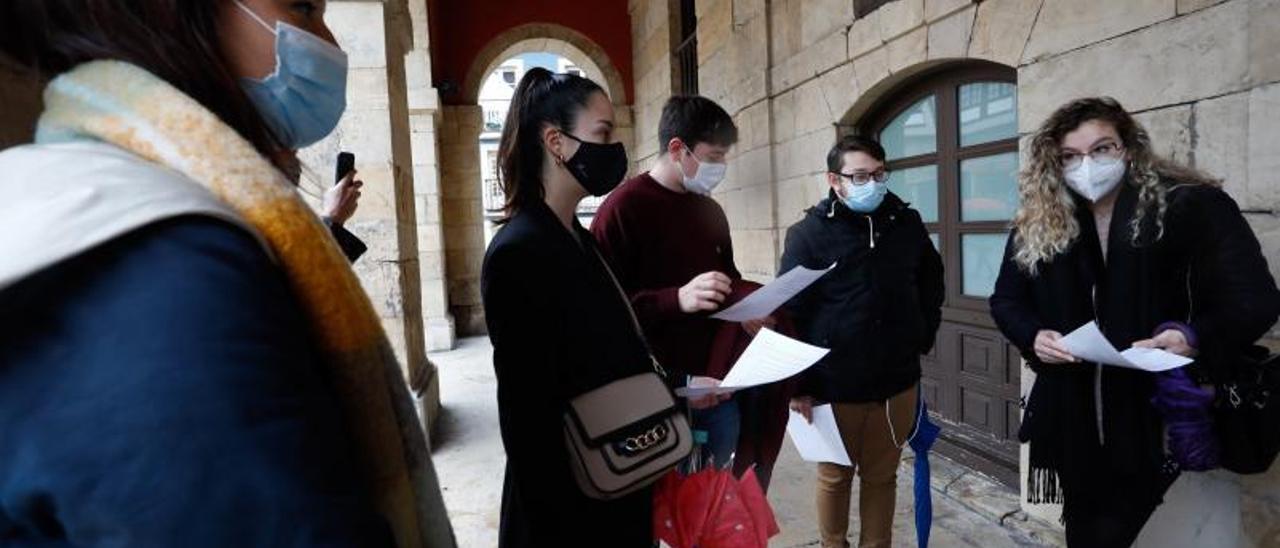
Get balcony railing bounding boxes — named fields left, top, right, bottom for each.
left=482, top=177, right=505, bottom=215
left=482, top=177, right=605, bottom=220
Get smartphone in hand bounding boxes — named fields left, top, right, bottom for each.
left=335, top=152, right=355, bottom=185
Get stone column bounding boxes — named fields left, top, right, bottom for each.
left=302, top=0, right=437, bottom=430
left=438, top=105, right=488, bottom=336
left=404, top=0, right=457, bottom=354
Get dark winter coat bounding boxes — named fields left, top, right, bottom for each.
left=990, top=181, right=1279, bottom=539
left=482, top=201, right=656, bottom=548
left=781, top=191, right=945, bottom=403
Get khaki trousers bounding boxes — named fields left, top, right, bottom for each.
left=816, top=385, right=918, bottom=548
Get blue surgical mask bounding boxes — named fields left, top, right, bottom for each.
left=234, top=0, right=348, bottom=149
left=840, top=181, right=887, bottom=213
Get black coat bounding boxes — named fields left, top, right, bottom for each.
left=481, top=201, right=655, bottom=548
left=326, top=220, right=368, bottom=263
left=781, top=192, right=945, bottom=402
left=990, top=182, right=1279, bottom=522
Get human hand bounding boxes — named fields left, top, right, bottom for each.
left=1034, top=330, right=1078, bottom=364
left=789, top=396, right=814, bottom=423
left=323, top=171, right=363, bottom=225
left=686, top=376, right=731, bottom=409
left=678, top=271, right=731, bottom=313
left=1132, top=329, right=1197, bottom=358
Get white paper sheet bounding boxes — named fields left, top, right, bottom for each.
left=786, top=405, right=851, bottom=466
left=675, top=328, right=829, bottom=397
left=1059, top=321, right=1194, bottom=372
left=710, top=263, right=836, bottom=322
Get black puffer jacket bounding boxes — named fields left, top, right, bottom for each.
left=781, top=191, right=945, bottom=403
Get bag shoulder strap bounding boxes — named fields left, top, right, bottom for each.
left=589, top=244, right=668, bottom=378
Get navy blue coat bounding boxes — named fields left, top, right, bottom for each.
left=0, top=217, right=393, bottom=546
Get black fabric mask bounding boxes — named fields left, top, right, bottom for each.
left=561, top=132, right=629, bottom=196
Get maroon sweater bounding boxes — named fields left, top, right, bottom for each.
left=591, top=173, right=740, bottom=382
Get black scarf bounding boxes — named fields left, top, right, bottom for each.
left=1020, top=184, right=1181, bottom=514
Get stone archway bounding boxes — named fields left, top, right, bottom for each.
left=436, top=24, right=635, bottom=336
left=461, top=23, right=629, bottom=105
left=835, top=60, right=958, bottom=132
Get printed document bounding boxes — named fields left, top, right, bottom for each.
left=786, top=405, right=851, bottom=466
left=711, top=263, right=836, bottom=322
left=1059, top=321, right=1193, bottom=372
left=675, top=328, right=828, bottom=397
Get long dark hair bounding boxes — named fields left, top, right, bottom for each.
left=496, top=67, right=605, bottom=222
left=0, top=0, right=279, bottom=159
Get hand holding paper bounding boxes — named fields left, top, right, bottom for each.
left=1059, top=321, right=1193, bottom=372
left=786, top=404, right=851, bottom=466
left=675, top=328, right=829, bottom=397
left=711, top=263, right=836, bottom=322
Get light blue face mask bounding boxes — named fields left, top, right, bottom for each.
left=840, top=181, right=888, bottom=213
left=234, top=0, right=348, bottom=149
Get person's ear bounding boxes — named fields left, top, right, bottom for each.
left=542, top=126, right=566, bottom=165
left=827, top=173, right=843, bottom=196
left=666, top=138, right=685, bottom=159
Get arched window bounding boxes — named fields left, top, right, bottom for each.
left=859, top=62, right=1021, bottom=483
left=865, top=64, right=1018, bottom=304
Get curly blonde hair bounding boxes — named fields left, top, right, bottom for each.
left=1012, top=97, right=1220, bottom=274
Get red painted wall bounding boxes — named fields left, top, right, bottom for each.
left=427, top=0, right=635, bottom=105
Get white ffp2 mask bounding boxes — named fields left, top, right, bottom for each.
left=1064, top=156, right=1126, bottom=202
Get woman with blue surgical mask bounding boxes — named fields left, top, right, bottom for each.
left=227, top=0, right=369, bottom=262
left=227, top=0, right=349, bottom=151
left=0, top=1, right=454, bottom=546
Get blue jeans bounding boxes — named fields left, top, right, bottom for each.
left=688, top=396, right=740, bottom=470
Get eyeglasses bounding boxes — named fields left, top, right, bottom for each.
left=1060, top=142, right=1125, bottom=170
left=832, top=170, right=889, bottom=185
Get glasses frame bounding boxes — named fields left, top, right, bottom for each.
left=831, top=170, right=890, bottom=186
left=1060, top=142, right=1125, bottom=170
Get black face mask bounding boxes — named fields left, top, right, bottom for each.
left=560, top=132, right=629, bottom=196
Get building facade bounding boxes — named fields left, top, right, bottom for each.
left=1, top=0, right=1277, bottom=543
left=627, top=0, right=1279, bottom=542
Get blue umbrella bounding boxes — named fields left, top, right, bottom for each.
left=908, top=396, right=941, bottom=548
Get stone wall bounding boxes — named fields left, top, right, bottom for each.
left=629, top=0, right=679, bottom=172
left=624, top=0, right=1280, bottom=543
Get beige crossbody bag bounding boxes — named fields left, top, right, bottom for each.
left=563, top=249, right=693, bottom=500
